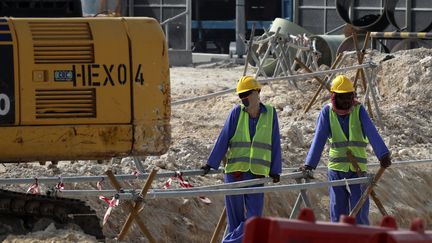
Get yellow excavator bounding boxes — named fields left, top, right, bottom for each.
left=0, top=16, right=170, bottom=239
left=0, top=17, right=170, bottom=161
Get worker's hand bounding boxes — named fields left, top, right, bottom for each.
left=297, top=165, right=315, bottom=179
left=379, top=153, right=392, bottom=168
left=298, top=164, right=313, bottom=172
left=200, top=164, right=211, bottom=176
left=270, top=174, right=280, bottom=183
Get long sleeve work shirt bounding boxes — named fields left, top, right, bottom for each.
left=207, top=103, right=282, bottom=176
left=305, top=104, right=389, bottom=169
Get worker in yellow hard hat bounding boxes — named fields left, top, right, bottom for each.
left=200, top=75, right=282, bottom=243
left=330, top=74, right=356, bottom=114
left=299, top=74, right=391, bottom=225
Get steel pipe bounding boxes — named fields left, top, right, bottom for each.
left=57, top=171, right=311, bottom=197
left=0, top=168, right=223, bottom=185
left=116, top=177, right=370, bottom=200
left=173, top=61, right=375, bottom=105
left=260, top=62, right=373, bottom=83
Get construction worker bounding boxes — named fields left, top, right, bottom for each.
left=299, top=75, right=391, bottom=225
left=201, top=76, right=282, bottom=243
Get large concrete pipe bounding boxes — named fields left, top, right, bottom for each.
left=337, top=35, right=366, bottom=55
left=311, top=35, right=345, bottom=67
left=262, top=58, right=277, bottom=77
left=336, top=0, right=390, bottom=31
left=336, top=35, right=393, bottom=55
left=269, top=18, right=311, bottom=36
left=386, top=0, right=432, bottom=32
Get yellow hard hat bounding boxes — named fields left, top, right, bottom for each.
left=236, top=76, right=261, bottom=94
left=330, top=75, right=355, bottom=93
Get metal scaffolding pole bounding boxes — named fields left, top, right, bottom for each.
left=121, top=177, right=370, bottom=200
left=236, top=0, right=245, bottom=57
left=284, top=159, right=432, bottom=172
left=54, top=171, right=310, bottom=196
left=58, top=177, right=369, bottom=199
left=173, top=61, right=375, bottom=106
left=260, top=62, right=373, bottom=83
left=157, top=171, right=310, bottom=192
left=0, top=159, right=430, bottom=186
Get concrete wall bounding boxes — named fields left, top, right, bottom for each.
left=168, top=50, right=192, bottom=66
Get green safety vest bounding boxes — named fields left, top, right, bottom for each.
left=328, top=104, right=369, bottom=172
left=225, top=104, right=274, bottom=176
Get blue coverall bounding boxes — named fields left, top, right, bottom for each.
left=305, top=104, right=389, bottom=224
left=207, top=103, right=282, bottom=243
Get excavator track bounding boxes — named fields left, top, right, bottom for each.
left=0, top=189, right=104, bottom=241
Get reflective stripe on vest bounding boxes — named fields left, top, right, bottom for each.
left=230, top=141, right=272, bottom=150
left=226, top=104, right=274, bottom=176
left=328, top=104, right=369, bottom=172
left=330, top=141, right=367, bottom=148
left=329, top=156, right=367, bottom=163
left=227, top=157, right=270, bottom=167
